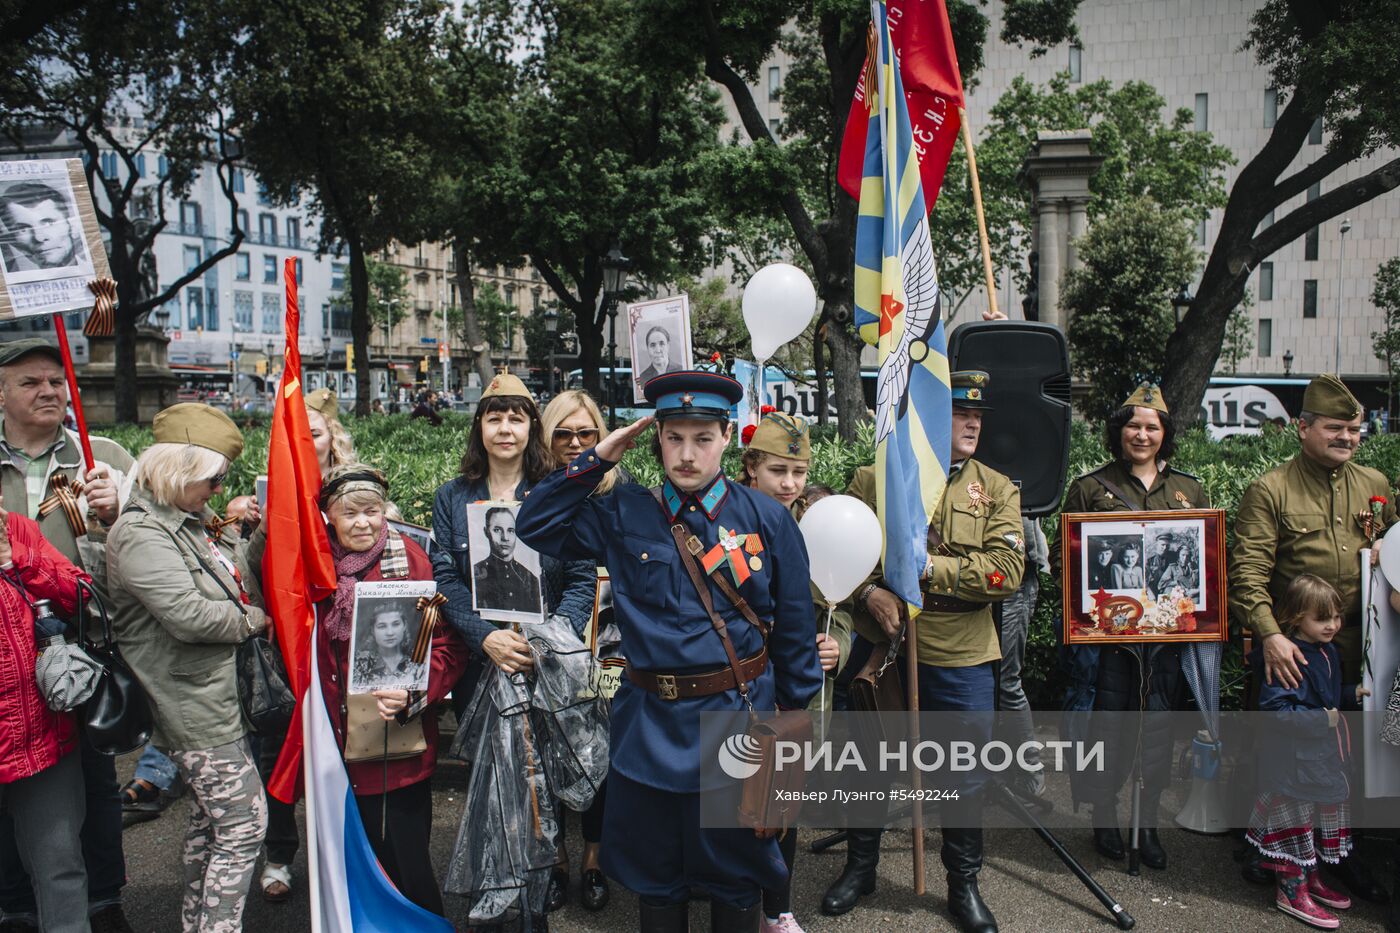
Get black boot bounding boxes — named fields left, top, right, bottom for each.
left=638, top=899, right=689, bottom=933
left=1092, top=803, right=1124, bottom=860
left=942, top=828, right=998, bottom=933
left=1138, top=827, right=1167, bottom=870
left=1327, top=854, right=1391, bottom=904
left=708, top=900, right=760, bottom=933
left=820, top=828, right=883, bottom=916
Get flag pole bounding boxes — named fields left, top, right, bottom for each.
left=52, top=313, right=95, bottom=472
left=959, top=107, right=1002, bottom=320
left=906, top=610, right=925, bottom=896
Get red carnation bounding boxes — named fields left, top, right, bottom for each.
left=709, top=351, right=721, bottom=363
left=760, top=404, right=776, bottom=415
left=1372, top=496, right=1388, bottom=505
left=741, top=424, right=757, bottom=446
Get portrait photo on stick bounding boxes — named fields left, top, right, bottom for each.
left=346, top=580, right=436, bottom=694
left=628, top=294, right=692, bottom=402
left=467, top=501, right=544, bottom=623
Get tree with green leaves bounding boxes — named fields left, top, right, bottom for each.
left=229, top=0, right=452, bottom=416
left=1162, top=0, right=1400, bottom=419
left=365, top=258, right=409, bottom=339
left=1373, top=258, right=1400, bottom=417
left=1063, top=198, right=1198, bottom=421
left=639, top=0, right=1083, bottom=437
left=0, top=1, right=242, bottom=422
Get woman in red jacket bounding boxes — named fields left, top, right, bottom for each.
left=316, top=465, right=468, bottom=917
left=0, top=494, right=90, bottom=933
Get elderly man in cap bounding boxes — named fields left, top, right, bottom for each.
left=1232, top=373, right=1397, bottom=903
left=517, top=371, right=821, bottom=933
left=0, top=338, right=134, bottom=933
left=823, top=371, right=1023, bottom=933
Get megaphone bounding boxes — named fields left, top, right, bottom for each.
left=1175, top=730, right=1230, bottom=835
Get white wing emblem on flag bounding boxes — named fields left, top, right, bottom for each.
left=873, top=213, right=941, bottom=444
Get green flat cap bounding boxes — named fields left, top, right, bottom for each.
left=152, top=403, right=244, bottom=461
left=304, top=387, right=340, bottom=422
left=950, top=370, right=993, bottom=410
left=748, top=411, right=811, bottom=460
left=1123, top=383, right=1169, bottom=415
left=1302, top=373, right=1362, bottom=421
left=481, top=372, right=534, bottom=402
left=0, top=338, right=62, bottom=367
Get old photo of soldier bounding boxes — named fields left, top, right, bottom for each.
left=467, top=501, right=544, bottom=623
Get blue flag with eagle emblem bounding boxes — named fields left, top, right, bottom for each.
left=851, top=0, right=952, bottom=610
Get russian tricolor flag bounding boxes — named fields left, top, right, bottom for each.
left=304, top=642, right=454, bottom=932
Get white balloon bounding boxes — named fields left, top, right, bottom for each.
left=742, top=263, right=817, bottom=362
left=800, top=494, right=882, bottom=603
left=1380, top=521, right=1400, bottom=592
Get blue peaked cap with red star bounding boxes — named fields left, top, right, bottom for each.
left=644, top=370, right=743, bottom=421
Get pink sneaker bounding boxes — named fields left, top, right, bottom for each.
left=1308, top=869, right=1353, bottom=911
left=760, top=913, right=806, bottom=933
left=1276, top=874, right=1340, bottom=930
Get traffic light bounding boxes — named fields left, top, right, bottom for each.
left=419, top=355, right=429, bottom=373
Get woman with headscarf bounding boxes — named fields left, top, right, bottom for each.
left=317, top=464, right=468, bottom=916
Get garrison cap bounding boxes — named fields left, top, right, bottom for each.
left=0, top=338, right=62, bottom=367
left=1302, top=373, right=1362, bottom=421
left=644, top=371, right=743, bottom=421
left=1123, top=383, right=1169, bottom=415
left=152, top=402, right=244, bottom=461
left=480, top=372, right=534, bottom=403
left=950, top=370, right=993, bottom=410
left=747, top=411, right=811, bottom=460
left=304, top=387, right=340, bottom=423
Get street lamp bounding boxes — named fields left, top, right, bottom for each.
left=321, top=334, right=331, bottom=390
left=1171, top=285, right=1193, bottom=325
left=1335, top=218, right=1352, bottom=375
left=543, top=308, right=559, bottom=397
left=601, top=242, right=631, bottom=429
left=1283, top=349, right=1294, bottom=377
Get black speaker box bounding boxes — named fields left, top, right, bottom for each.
left=948, top=321, right=1071, bottom=517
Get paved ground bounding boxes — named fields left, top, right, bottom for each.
left=114, top=748, right=1396, bottom=933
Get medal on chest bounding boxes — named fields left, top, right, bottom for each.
left=700, top=525, right=765, bottom=586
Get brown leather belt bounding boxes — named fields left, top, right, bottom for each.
left=627, top=647, right=769, bottom=701
left=922, top=591, right=987, bottom=614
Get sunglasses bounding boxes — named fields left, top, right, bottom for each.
left=552, top=427, right=600, bottom=445
left=206, top=471, right=228, bottom=488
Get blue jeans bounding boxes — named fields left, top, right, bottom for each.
left=135, top=742, right=179, bottom=791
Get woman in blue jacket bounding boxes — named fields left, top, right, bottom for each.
left=1248, top=574, right=1369, bottom=931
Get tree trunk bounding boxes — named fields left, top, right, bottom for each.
left=823, top=303, right=866, bottom=440
left=813, top=318, right=829, bottom=428
left=348, top=236, right=371, bottom=417
left=452, top=243, right=494, bottom=386
left=110, top=245, right=140, bottom=423
left=578, top=303, right=606, bottom=401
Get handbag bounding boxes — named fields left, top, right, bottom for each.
left=237, top=631, right=295, bottom=735
left=342, top=693, right=427, bottom=762
left=668, top=523, right=814, bottom=839
left=76, top=579, right=155, bottom=756
left=847, top=636, right=908, bottom=745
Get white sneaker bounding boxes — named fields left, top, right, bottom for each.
left=761, top=913, right=806, bottom=933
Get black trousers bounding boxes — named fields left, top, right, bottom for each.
left=356, top=779, right=444, bottom=917
left=761, top=830, right=799, bottom=916
left=254, top=727, right=300, bottom=865
left=0, top=729, right=126, bottom=913
left=581, top=778, right=607, bottom=844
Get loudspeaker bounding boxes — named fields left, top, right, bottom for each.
left=948, top=321, right=1071, bottom=518
left=1175, top=732, right=1230, bottom=835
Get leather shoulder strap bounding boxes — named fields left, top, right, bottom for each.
left=669, top=522, right=751, bottom=702
left=650, top=486, right=769, bottom=637
left=1090, top=470, right=1144, bottom=510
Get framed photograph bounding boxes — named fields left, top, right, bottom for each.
left=389, top=518, right=436, bottom=557
left=466, top=501, right=544, bottom=624
left=1060, top=509, right=1227, bottom=645
left=346, top=580, right=436, bottom=694
left=628, top=294, right=692, bottom=403
left=0, top=159, right=110, bottom=320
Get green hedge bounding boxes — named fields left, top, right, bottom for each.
left=97, top=414, right=1400, bottom=710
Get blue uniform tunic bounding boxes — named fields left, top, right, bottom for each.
left=517, top=448, right=822, bottom=905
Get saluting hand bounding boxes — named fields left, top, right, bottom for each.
left=1262, top=632, right=1306, bottom=690
left=595, top=415, right=654, bottom=463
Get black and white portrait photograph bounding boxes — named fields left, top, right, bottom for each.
left=467, top=501, right=544, bottom=623
left=347, top=580, right=436, bottom=694
left=389, top=519, right=436, bottom=558
left=0, top=159, right=110, bottom=321
left=1144, top=520, right=1207, bottom=607
left=1079, top=527, right=1149, bottom=611
left=628, top=294, right=692, bottom=402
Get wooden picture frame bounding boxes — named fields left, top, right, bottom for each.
left=1060, top=508, right=1228, bottom=645
left=0, top=158, right=111, bottom=320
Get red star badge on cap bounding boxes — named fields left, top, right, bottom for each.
left=680, top=393, right=693, bottom=405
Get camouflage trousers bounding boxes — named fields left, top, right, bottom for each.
left=166, top=741, right=267, bottom=933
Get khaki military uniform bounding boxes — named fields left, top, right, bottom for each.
left=848, top=460, right=1025, bottom=666
left=1230, top=454, right=1396, bottom=679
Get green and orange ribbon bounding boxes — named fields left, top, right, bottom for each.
left=700, top=526, right=764, bottom=586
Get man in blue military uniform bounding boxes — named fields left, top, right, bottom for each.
left=517, top=371, right=822, bottom=933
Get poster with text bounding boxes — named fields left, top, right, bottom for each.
left=0, top=159, right=110, bottom=320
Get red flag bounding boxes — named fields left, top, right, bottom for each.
left=838, top=0, right=966, bottom=210
left=264, top=258, right=336, bottom=804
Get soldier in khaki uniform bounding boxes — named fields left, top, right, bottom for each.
left=821, top=371, right=1023, bottom=933
left=1230, top=373, right=1395, bottom=903
left=1056, top=384, right=1209, bottom=872
left=0, top=337, right=135, bottom=933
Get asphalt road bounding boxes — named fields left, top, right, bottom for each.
left=114, top=747, right=1395, bottom=933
